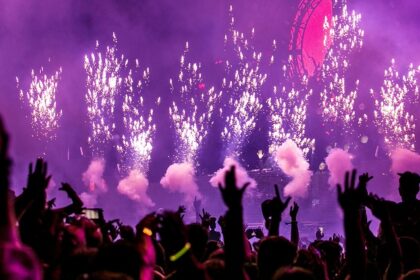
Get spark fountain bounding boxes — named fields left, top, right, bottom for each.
left=17, top=66, right=62, bottom=141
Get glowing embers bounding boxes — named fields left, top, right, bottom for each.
left=221, top=5, right=267, bottom=157
left=372, top=60, right=419, bottom=151
left=169, top=42, right=221, bottom=164
left=319, top=0, right=364, bottom=139
left=84, top=33, right=125, bottom=154
left=17, top=66, right=62, bottom=141
left=117, top=60, right=157, bottom=174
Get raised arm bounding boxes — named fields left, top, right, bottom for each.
left=51, top=183, right=83, bottom=216
left=337, top=170, right=367, bottom=280
left=14, top=158, right=51, bottom=220
left=0, top=116, right=42, bottom=278
left=218, top=166, right=249, bottom=280
left=267, top=184, right=291, bottom=236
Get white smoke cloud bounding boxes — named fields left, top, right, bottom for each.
left=390, top=148, right=420, bottom=174
left=118, top=169, right=155, bottom=208
left=209, top=157, right=257, bottom=193
left=274, top=139, right=312, bottom=198
left=325, top=148, right=354, bottom=188
left=160, top=162, right=201, bottom=204
left=82, top=158, right=107, bottom=193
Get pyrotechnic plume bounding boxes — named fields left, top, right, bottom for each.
left=209, top=157, right=257, bottom=195
left=117, top=169, right=155, bottom=208
left=160, top=162, right=201, bottom=204
left=320, top=0, right=364, bottom=138
left=116, top=60, right=157, bottom=174
left=84, top=33, right=126, bottom=155
left=81, top=158, right=107, bottom=207
left=169, top=42, right=221, bottom=164
left=325, top=148, right=353, bottom=189
left=267, top=58, right=315, bottom=158
left=17, top=66, right=62, bottom=141
left=221, top=5, right=267, bottom=157
left=372, top=60, right=419, bottom=151
left=82, top=158, right=107, bottom=193
left=274, top=139, right=312, bottom=198
left=390, top=148, right=420, bottom=175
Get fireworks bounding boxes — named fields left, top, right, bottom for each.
left=169, top=42, right=221, bottom=164
left=221, top=5, right=267, bottom=157
left=267, top=60, right=315, bottom=158
left=372, top=59, right=419, bottom=151
left=84, top=33, right=126, bottom=154
left=116, top=60, right=157, bottom=173
left=320, top=0, right=364, bottom=137
left=17, top=66, right=62, bottom=140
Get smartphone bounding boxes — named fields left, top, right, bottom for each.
left=82, top=208, right=102, bottom=220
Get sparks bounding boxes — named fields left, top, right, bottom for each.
left=116, top=60, right=157, bottom=174
left=17, top=66, right=62, bottom=141
left=221, top=6, right=267, bottom=157
left=84, top=33, right=126, bottom=155
left=372, top=60, right=419, bottom=151
left=319, top=0, right=364, bottom=140
left=169, top=42, right=221, bottom=164
left=267, top=60, right=315, bottom=158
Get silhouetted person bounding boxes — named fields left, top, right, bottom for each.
left=368, top=172, right=420, bottom=241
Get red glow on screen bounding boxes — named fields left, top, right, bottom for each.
left=290, top=0, right=333, bottom=77
left=302, top=0, right=332, bottom=76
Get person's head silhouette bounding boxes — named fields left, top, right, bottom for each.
left=398, top=172, right=420, bottom=203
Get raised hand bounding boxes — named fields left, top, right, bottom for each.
left=289, top=202, right=299, bottom=221
left=337, top=169, right=367, bottom=280
left=359, top=172, right=373, bottom=185
left=271, top=184, right=291, bottom=220
left=337, top=169, right=364, bottom=211
left=218, top=166, right=249, bottom=210
left=199, top=208, right=211, bottom=226
left=26, top=158, right=51, bottom=193
left=358, top=172, right=373, bottom=199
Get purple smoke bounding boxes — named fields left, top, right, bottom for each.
left=80, top=158, right=107, bottom=207
left=325, top=148, right=354, bottom=189
left=274, top=140, right=312, bottom=198
left=160, top=162, right=201, bottom=204
left=117, top=170, right=155, bottom=209
left=390, top=148, right=420, bottom=174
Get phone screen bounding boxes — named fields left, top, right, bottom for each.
left=83, top=209, right=100, bottom=220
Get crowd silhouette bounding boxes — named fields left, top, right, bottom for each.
left=1, top=114, right=420, bottom=280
